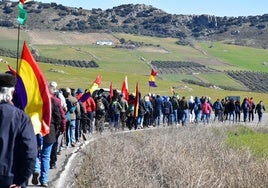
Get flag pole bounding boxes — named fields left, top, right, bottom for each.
left=16, top=24, right=21, bottom=72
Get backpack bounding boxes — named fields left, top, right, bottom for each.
left=96, top=99, right=105, bottom=112
left=110, top=101, right=119, bottom=114
left=163, top=101, right=170, bottom=115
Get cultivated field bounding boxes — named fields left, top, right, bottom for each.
left=1, top=27, right=268, bottom=102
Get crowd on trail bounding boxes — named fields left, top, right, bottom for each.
left=0, top=74, right=266, bottom=187
left=32, top=83, right=266, bottom=186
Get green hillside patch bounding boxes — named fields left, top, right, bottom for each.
left=226, top=126, right=268, bottom=159
left=198, top=42, right=268, bottom=72
left=198, top=73, right=247, bottom=90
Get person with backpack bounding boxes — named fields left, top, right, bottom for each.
left=137, top=93, right=146, bottom=129
left=255, top=100, right=266, bottom=123
left=162, top=97, right=173, bottom=126
left=153, top=94, right=163, bottom=127
left=143, top=95, right=152, bottom=128
left=202, top=98, right=212, bottom=125
left=213, top=98, right=223, bottom=122
left=179, top=96, right=189, bottom=126
left=119, top=94, right=129, bottom=130
left=109, top=97, right=122, bottom=131
left=65, top=88, right=80, bottom=147
left=193, top=96, right=202, bottom=124
left=171, top=95, right=179, bottom=126
left=94, top=95, right=107, bottom=133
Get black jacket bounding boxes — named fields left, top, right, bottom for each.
left=0, top=103, right=37, bottom=188
left=43, top=96, right=61, bottom=144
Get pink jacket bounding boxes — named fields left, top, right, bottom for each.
left=202, top=102, right=212, bottom=114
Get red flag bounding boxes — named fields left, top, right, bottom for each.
left=121, top=76, right=129, bottom=101
left=109, top=82, right=113, bottom=101
left=134, top=82, right=139, bottom=118
left=19, top=0, right=30, bottom=4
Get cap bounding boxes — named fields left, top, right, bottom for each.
left=0, top=73, right=16, bottom=87
left=49, top=81, right=57, bottom=88
left=76, top=88, right=83, bottom=94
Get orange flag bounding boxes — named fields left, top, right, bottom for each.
left=134, top=82, right=139, bottom=118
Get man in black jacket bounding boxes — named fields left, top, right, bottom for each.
left=0, top=73, right=37, bottom=188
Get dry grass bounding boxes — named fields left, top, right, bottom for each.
left=74, top=126, right=268, bottom=188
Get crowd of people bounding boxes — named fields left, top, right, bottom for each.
left=0, top=74, right=266, bottom=187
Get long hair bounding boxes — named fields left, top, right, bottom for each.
left=0, top=87, right=15, bottom=103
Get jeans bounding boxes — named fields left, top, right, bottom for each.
left=203, top=113, right=210, bottom=125
left=137, top=115, right=144, bottom=128
left=67, top=119, right=76, bottom=146
left=181, top=109, right=188, bottom=125
left=194, top=110, right=201, bottom=123
left=229, top=111, right=235, bottom=123
left=35, top=141, right=53, bottom=184
left=257, top=112, right=263, bottom=122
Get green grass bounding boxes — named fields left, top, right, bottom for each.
left=226, top=126, right=268, bottom=159
left=1, top=29, right=268, bottom=102
left=198, top=41, right=268, bottom=72
left=198, top=73, right=247, bottom=89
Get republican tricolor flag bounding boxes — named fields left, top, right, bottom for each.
left=9, top=41, right=51, bottom=136
left=148, top=69, right=157, bottom=87
left=79, top=75, right=102, bottom=103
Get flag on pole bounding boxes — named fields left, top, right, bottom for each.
left=17, top=3, right=28, bottom=25
left=148, top=69, right=157, bottom=87
left=134, top=82, right=139, bottom=118
left=109, top=82, right=113, bottom=101
left=9, top=41, right=51, bottom=136
left=121, top=76, right=129, bottom=101
left=20, top=0, right=31, bottom=4
left=79, top=75, right=102, bottom=103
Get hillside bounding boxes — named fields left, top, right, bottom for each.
left=0, top=1, right=268, bottom=48
left=0, top=1, right=268, bottom=96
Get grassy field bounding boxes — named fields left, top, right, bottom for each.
left=197, top=41, right=268, bottom=72
left=226, top=126, right=268, bottom=158
left=1, top=28, right=268, bottom=103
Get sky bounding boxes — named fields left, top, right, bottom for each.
left=36, top=0, right=267, bottom=17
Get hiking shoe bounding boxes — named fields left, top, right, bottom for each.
left=71, top=143, right=76, bottom=147
left=82, top=133, right=87, bottom=141
left=31, top=172, right=39, bottom=185
left=41, top=182, right=48, bottom=187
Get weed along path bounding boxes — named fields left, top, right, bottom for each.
left=28, top=113, right=268, bottom=188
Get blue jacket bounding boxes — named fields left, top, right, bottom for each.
left=0, top=103, right=37, bottom=188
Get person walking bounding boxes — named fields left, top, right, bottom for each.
left=32, top=89, right=62, bottom=187
left=241, top=97, right=249, bottom=122
left=65, top=88, right=80, bottom=147
left=255, top=100, right=265, bottom=123
left=202, top=98, right=212, bottom=125
left=0, top=73, right=37, bottom=188
left=119, top=94, right=129, bottom=130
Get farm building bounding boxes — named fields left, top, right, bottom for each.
left=96, top=40, right=113, bottom=45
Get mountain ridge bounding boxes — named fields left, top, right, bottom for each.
left=0, top=1, right=267, bottom=48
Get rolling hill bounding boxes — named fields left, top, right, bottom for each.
left=0, top=1, right=268, bottom=102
